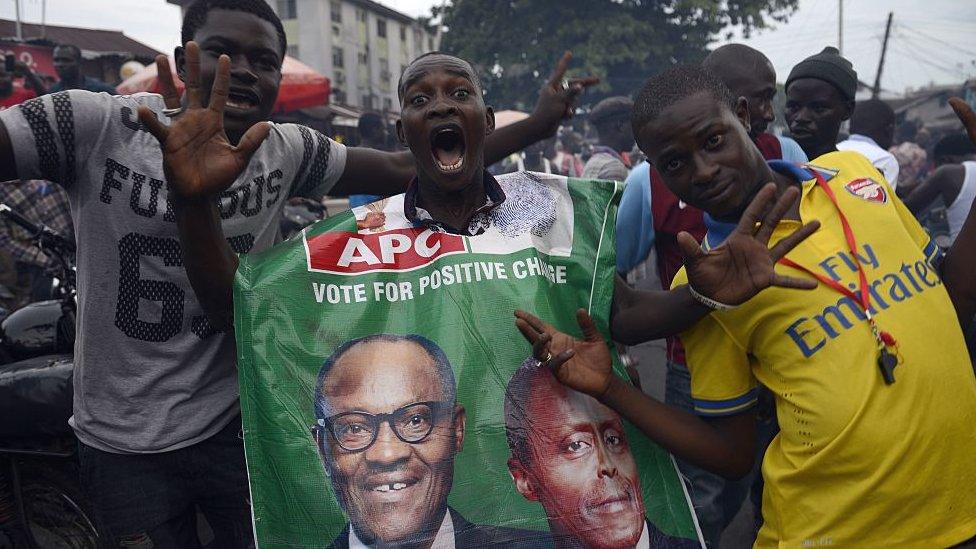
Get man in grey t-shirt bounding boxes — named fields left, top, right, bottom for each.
left=0, top=1, right=591, bottom=545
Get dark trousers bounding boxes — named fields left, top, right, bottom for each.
left=78, top=418, right=254, bottom=549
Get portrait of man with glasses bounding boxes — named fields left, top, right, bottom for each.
left=312, top=333, right=546, bottom=548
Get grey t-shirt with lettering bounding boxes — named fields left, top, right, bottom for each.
left=1, top=91, right=347, bottom=453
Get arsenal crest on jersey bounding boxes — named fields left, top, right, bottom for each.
left=845, top=178, right=888, bottom=204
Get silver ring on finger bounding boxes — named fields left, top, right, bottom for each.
left=162, top=106, right=184, bottom=117
left=560, top=79, right=569, bottom=91
left=540, top=351, right=553, bottom=365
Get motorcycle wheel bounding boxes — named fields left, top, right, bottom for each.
left=18, top=462, right=98, bottom=549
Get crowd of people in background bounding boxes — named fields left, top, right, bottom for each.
left=0, top=0, right=975, bottom=547
left=0, top=42, right=116, bottom=312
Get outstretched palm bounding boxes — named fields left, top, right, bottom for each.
left=137, top=42, right=271, bottom=201
left=515, top=309, right=614, bottom=399
left=681, top=184, right=821, bottom=305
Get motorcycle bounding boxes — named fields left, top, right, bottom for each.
left=280, top=197, right=328, bottom=240
left=0, top=204, right=97, bottom=548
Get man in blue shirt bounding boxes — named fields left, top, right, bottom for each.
left=50, top=44, right=117, bottom=94
left=616, top=162, right=655, bottom=275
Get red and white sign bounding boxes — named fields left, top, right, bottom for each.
left=0, top=42, right=56, bottom=80
left=845, top=178, right=887, bottom=204
left=304, top=227, right=468, bottom=275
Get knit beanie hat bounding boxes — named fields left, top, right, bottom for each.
left=786, top=47, right=858, bottom=101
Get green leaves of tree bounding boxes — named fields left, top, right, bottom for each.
left=434, top=0, right=798, bottom=109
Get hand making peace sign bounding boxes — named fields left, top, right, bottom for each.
left=532, top=52, right=601, bottom=135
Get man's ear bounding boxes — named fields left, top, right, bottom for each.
left=734, top=96, right=752, bottom=134
left=312, top=427, right=334, bottom=478
left=453, top=405, right=466, bottom=453
left=485, top=106, right=495, bottom=136
left=507, top=458, right=539, bottom=502
left=395, top=119, right=407, bottom=148
left=174, top=46, right=187, bottom=83
left=841, top=100, right=855, bottom=122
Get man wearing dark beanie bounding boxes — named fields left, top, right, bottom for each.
left=582, top=96, right=635, bottom=181
left=784, top=46, right=857, bottom=160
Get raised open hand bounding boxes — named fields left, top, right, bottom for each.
left=515, top=309, right=614, bottom=399
left=137, top=42, right=271, bottom=202
left=532, top=52, right=600, bottom=135
left=680, top=183, right=821, bottom=306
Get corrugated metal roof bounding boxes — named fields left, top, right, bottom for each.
left=0, top=18, right=162, bottom=61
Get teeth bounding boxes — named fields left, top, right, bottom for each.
left=373, top=482, right=410, bottom=493
left=435, top=156, right=464, bottom=172
left=226, top=95, right=257, bottom=109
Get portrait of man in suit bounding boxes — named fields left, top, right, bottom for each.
left=313, top=334, right=547, bottom=548
left=504, top=359, right=700, bottom=549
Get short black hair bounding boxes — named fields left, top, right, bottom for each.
left=850, top=99, right=895, bottom=135
left=632, top=65, right=736, bottom=146
left=313, top=334, right=457, bottom=424
left=53, top=44, right=81, bottom=60
left=397, top=51, right=482, bottom=100
left=182, top=0, right=287, bottom=59
left=589, top=96, right=634, bottom=128
left=702, top=43, right=775, bottom=83
left=934, top=133, right=976, bottom=159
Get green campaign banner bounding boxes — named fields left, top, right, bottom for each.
left=234, top=172, right=704, bottom=548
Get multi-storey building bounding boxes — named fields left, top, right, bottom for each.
left=168, top=0, right=439, bottom=112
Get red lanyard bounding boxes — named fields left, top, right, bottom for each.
left=776, top=171, right=900, bottom=383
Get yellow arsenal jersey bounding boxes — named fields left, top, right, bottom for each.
left=673, top=151, right=976, bottom=548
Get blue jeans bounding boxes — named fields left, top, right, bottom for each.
left=665, top=361, right=753, bottom=547
left=78, top=417, right=254, bottom=548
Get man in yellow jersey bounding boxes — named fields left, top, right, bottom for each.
left=514, top=65, right=976, bottom=547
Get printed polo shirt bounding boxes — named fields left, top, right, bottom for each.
left=672, top=151, right=976, bottom=548
left=404, top=170, right=506, bottom=236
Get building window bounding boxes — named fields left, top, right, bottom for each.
left=379, top=58, right=390, bottom=83
left=383, top=97, right=392, bottom=111
left=286, top=44, right=299, bottom=59
left=377, top=19, right=387, bottom=38
left=330, top=0, right=342, bottom=23
left=357, top=9, right=366, bottom=22
left=362, top=94, right=373, bottom=109
left=428, top=37, right=435, bottom=51
left=332, top=24, right=341, bottom=36
left=358, top=52, right=368, bottom=65
left=333, top=89, right=346, bottom=104
left=276, top=0, right=297, bottom=19
left=400, top=26, right=407, bottom=42
left=332, top=47, right=344, bottom=68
